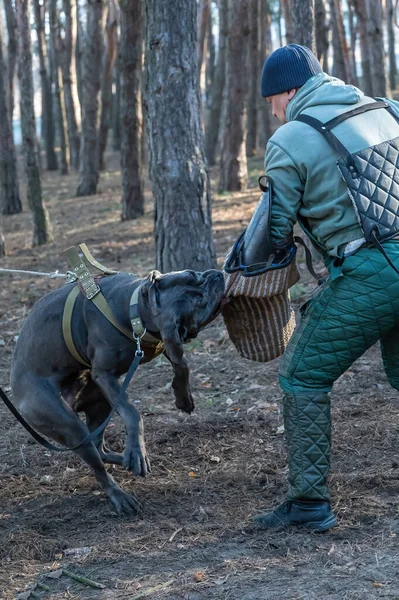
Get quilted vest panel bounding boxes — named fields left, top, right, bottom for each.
left=296, top=101, right=399, bottom=243
left=337, top=136, right=399, bottom=242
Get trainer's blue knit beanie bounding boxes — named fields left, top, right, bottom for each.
left=261, top=44, right=322, bottom=97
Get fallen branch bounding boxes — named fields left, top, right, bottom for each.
left=62, top=569, right=105, bottom=589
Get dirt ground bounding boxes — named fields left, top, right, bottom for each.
left=1, top=151, right=399, bottom=600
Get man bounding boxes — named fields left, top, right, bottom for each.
left=253, top=44, right=399, bottom=531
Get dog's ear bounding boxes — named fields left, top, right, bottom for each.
left=159, top=322, right=184, bottom=364
left=141, top=270, right=162, bottom=317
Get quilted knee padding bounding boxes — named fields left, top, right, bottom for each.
left=284, top=392, right=331, bottom=501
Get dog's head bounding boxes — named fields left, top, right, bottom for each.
left=140, top=269, right=225, bottom=358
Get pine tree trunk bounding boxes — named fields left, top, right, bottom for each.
left=32, top=0, right=58, bottom=171
left=219, top=0, right=250, bottom=192
left=205, top=6, right=215, bottom=108
left=291, top=0, right=315, bottom=52
left=145, top=0, right=216, bottom=272
left=75, top=1, right=84, bottom=111
left=258, top=0, right=273, bottom=149
left=3, top=0, right=18, bottom=123
left=112, top=51, right=121, bottom=151
left=205, top=0, right=227, bottom=166
left=197, top=0, right=210, bottom=80
left=15, top=0, right=53, bottom=246
left=347, top=0, right=358, bottom=86
left=76, top=0, right=105, bottom=197
left=49, top=0, right=69, bottom=175
left=329, top=0, right=352, bottom=82
left=281, top=0, right=294, bottom=45
left=352, top=0, right=373, bottom=95
left=315, top=0, right=329, bottom=69
left=246, top=0, right=259, bottom=157
left=366, top=0, right=386, bottom=96
left=386, top=0, right=397, bottom=91
left=277, top=3, right=283, bottom=47
left=119, top=0, right=144, bottom=220
left=0, top=216, right=5, bottom=256
left=0, top=10, right=22, bottom=215
left=98, top=0, right=118, bottom=172
left=60, top=0, right=81, bottom=170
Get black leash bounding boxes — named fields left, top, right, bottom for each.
left=368, top=228, right=399, bottom=276
left=293, top=236, right=323, bottom=281
left=0, top=346, right=144, bottom=453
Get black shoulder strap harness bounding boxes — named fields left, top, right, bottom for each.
left=296, top=100, right=399, bottom=274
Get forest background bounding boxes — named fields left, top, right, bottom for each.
left=1, top=1, right=399, bottom=599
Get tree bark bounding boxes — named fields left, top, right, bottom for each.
left=98, top=0, right=118, bottom=172
left=281, top=0, right=294, bottom=45
left=75, top=0, right=84, bottom=111
left=49, top=0, right=69, bottom=175
left=197, top=0, right=210, bottom=81
left=347, top=0, right=358, bottom=86
left=76, top=0, right=105, bottom=197
left=112, top=49, right=122, bottom=151
left=387, top=0, right=397, bottom=91
left=329, top=0, right=352, bottom=82
left=366, top=0, right=386, bottom=96
left=0, top=215, right=5, bottom=256
left=246, top=0, right=259, bottom=157
left=119, top=0, right=144, bottom=220
left=145, top=0, right=216, bottom=272
left=15, top=0, right=53, bottom=246
left=258, top=0, right=273, bottom=149
left=33, top=0, right=58, bottom=171
left=3, top=0, right=18, bottom=123
left=0, top=8, right=22, bottom=215
left=219, top=0, right=250, bottom=192
left=205, top=5, right=215, bottom=108
left=352, top=0, right=373, bottom=96
left=60, top=0, right=81, bottom=170
left=314, top=0, right=329, bottom=68
left=291, top=0, right=315, bottom=52
left=205, top=0, right=227, bottom=166
left=277, top=2, right=283, bottom=47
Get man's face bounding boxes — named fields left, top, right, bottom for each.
left=265, top=89, right=296, bottom=124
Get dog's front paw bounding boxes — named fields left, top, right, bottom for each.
left=122, top=439, right=151, bottom=477
left=175, top=392, right=195, bottom=414
left=108, top=485, right=142, bottom=516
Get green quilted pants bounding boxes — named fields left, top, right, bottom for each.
left=279, top=241, right=399, bottom=501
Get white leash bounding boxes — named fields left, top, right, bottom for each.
left=0, top=267, right=69, bottom=279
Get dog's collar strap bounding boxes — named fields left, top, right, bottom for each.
left=130, top=286, right=162, bottom=346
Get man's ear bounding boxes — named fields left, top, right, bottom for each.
left=141, top=270, right=162, bottom=317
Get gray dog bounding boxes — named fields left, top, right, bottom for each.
left=11, top=269, right=225, bottom=515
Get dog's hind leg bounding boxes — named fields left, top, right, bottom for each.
left=75, top=377, right=125, bottom=467
left=15, top=374, right=140, bottom=515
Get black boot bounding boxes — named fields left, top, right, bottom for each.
left=252, top=500, right=337, bottom=532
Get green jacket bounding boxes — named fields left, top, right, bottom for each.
left=265, top=72, right=399, bottom=257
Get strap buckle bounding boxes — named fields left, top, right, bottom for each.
left=132, top=329, right=146, bottom=357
